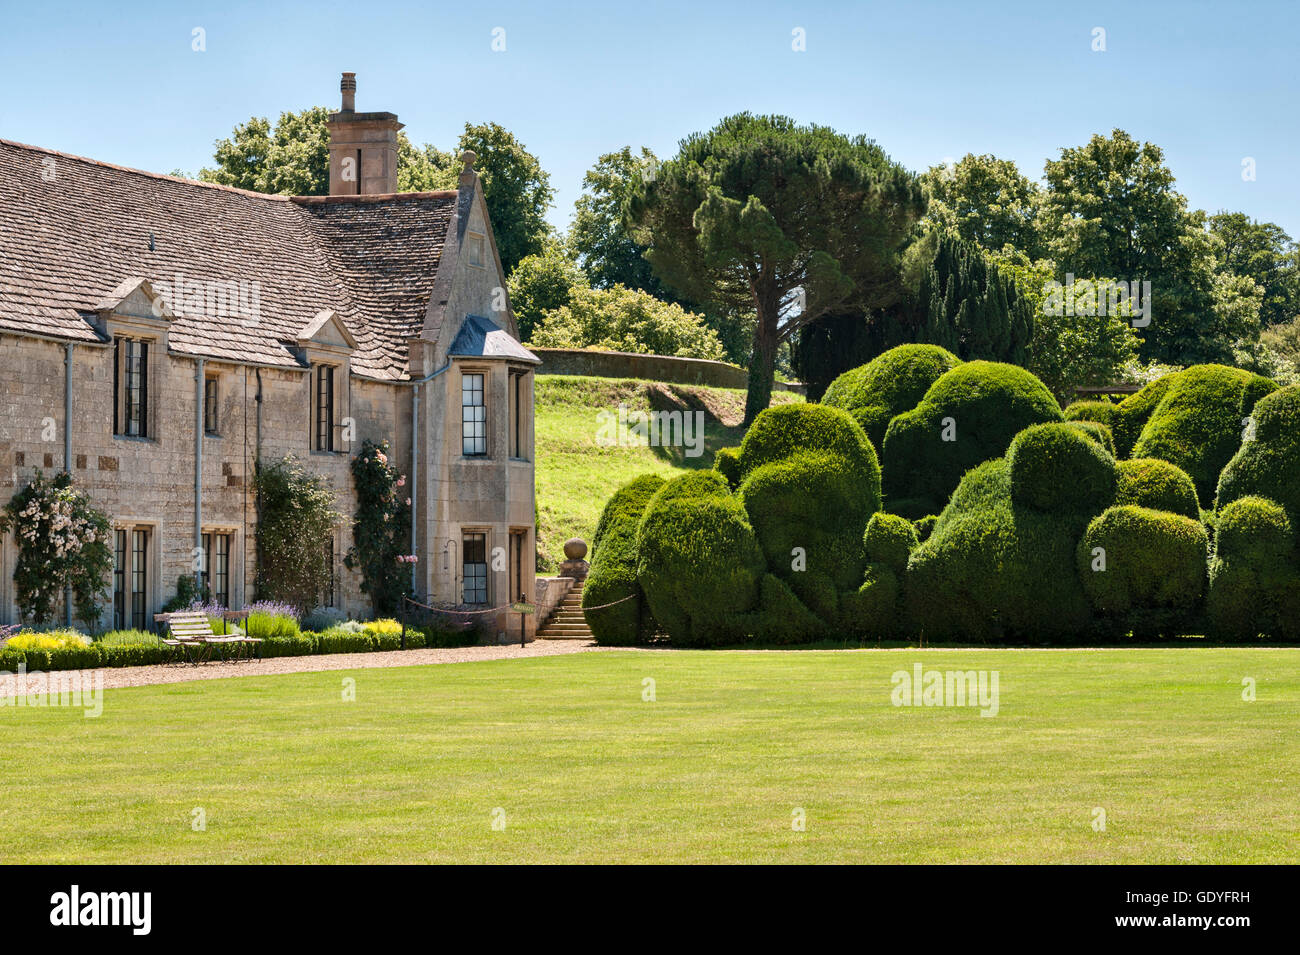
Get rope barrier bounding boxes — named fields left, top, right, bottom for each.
left=401, top=595, right=514, bottom=615
left=403, top=590, right=637, bottom=615
left=579, top=592, right=639, bottom=612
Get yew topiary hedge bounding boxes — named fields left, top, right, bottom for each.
left=1115, top=458, right=1200, bottom=519
left=881, top=361, right=1063, bottom=517
left=1206, top=495, right=1298, bottom=641
left=1077, top=505, right=1208, bottom=638
left=578, top=361, right=1300, bottom=645
left=584, top=474, right=666, bottom=645
left=821, top=344, right=961, bottom=451
left=635, top=471, right=766, bottom=645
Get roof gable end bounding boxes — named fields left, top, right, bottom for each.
left=297, top=308, right=358, bottom=350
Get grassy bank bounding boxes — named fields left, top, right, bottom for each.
left=533, top=375, right=799, bottom=571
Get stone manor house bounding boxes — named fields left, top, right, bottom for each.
left=0, top=74, right=540, bottom=633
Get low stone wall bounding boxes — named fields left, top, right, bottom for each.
left=534, top=576, right=576, bottom=628
left=532, top=348, right=805, bottom=394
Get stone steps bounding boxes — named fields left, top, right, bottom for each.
left=537, top=582, right=593, bottom=641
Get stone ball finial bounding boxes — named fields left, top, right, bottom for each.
left=460, top=149, right=477, bottom=170
left=563, top=538, right=588, bottom=561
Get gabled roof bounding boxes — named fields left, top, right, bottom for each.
left=297, top=309, right=358, bottom=350
left=0, top=138, right=459, bottom=379
left=448, top=314, right=540, bottom=364
left=92, top=276, right=174, bottom=320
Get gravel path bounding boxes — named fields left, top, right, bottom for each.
left=0, top=639, right=600, bottom=696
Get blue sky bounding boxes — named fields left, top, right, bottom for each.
left=3, top=0, right=1297, bottom=237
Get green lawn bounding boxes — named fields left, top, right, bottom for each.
left=533, top=375, right=798, bottom=571
left=3, top=648, right=1297, bottom=863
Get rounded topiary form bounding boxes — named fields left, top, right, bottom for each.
left=1114, top=458, right=1200, bottom=520
left=905, top=455, right=1095, bottom=642
left=1106, top=375, right=1175, bottom=457
left=1007, top=422, right=1117, bottom=515
left=739, top=449, right=869, bottom=616
left=746, top=573, right=828, bottom=643
left=1064, top=420, right=1117, bottom=457
left=635, top=472, right=765, bottom=646
left=713, top=446, right=742, bottom=488
left=1215, top=495, right=1293, bottom=565
left=1206, top=495, right=1298, bottom=641
left=881, top=361, right=1063, bottom=517
left=1216, top=384, right=1300, bottom=542
left=1127, top=364, right=1277, bottom=504
left=583, top=474, right=665, bottom=645
left=1076, top=505, right=1208, bottom=634
left=738, top=402, right=880, bottom=501
left=1063, top=399, right=1118, bottom=429
left=840, top=562, right=901, bottom=638
left=821, top=344, right=962, bottom=451
left=862, top=512, right=918, bottom=575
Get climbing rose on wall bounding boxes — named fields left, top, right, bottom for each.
left=344, top=440, right=413, bottom=615
left=0, top=470, right=113, bottom=628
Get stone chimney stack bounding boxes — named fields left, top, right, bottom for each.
left=327, top=72, right=403, bottom=196
left=340, top=72, right=356, bottom=112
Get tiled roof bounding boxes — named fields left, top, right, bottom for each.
left=0, top=139, right=457, bottom=380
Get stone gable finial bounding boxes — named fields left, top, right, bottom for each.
left=460, top=150, right=477, bottom=171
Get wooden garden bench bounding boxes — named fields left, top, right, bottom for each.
left=156, top=611, right=261, bottom=665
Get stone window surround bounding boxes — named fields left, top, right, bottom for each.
left=507, top=526, right=530, bottom=606
left=507, top=366, right=532, bottom=462
left=460, top=366, right=489, bottom=458
left=200, top=526, right=240, bottom=609
left=461, top=527, right=490, bottom=606
left=203, top=372, right=221, bottom=437
left=106, top=315, right=167, bottom=444
left=321, top=526, right=341, bottom=609
left=303, top=345, right=353, bottom=455
left=112, top=517, right=160, bottom=631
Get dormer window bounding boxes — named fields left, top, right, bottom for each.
left=467, top=233, right=486, bottom=269
left=297, top=310, right=356, bottom=454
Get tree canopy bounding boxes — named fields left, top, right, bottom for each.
left=569, top=146, right=673, bottom=297
left=530, top=285, right=726, bottom=361
left=627, top=113, right=925, bottom=423
left=922, top=154, right=1043, bottom=258
left=1036, top=130, right=1234, bottom=365
left=1208, top=212, right=1299, bottom=329
left=507, top=240, right=589, bottom=343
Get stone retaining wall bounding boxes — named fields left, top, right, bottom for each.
left=532, top=348, right=805, bottom=394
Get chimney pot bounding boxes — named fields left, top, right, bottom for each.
left=340, top=72, right=357, bottom=112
